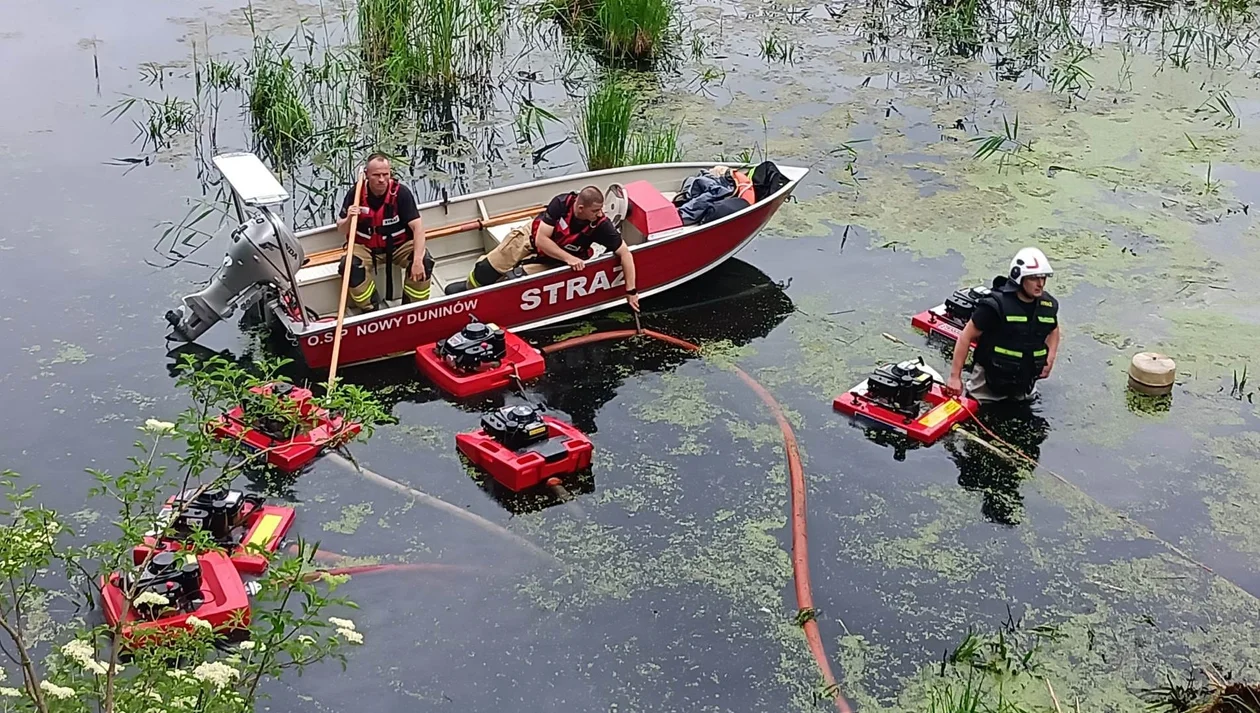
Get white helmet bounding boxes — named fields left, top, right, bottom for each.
left=1009, top=247, right=1053, bottom=283
left=603, top=184, right=629, bottom=227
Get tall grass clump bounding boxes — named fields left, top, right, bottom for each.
left=597, top=0, right=674, bottom=59
left=358, top=0, right=505, bottom=92
left=628, top=124, right=682, bottom=165
left=246, top=40, right=315, bottom=165
left=534, top=0, right=676, bottom=61
left=578, top=74, right=682, bottom=169
left=578, top=77, right=635, bottom=169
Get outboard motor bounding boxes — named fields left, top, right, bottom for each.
left=865, top=358, right=934, bottom=417
left=130, top=551, right=205, bottom=618
left=165, top=211, right=305, bottom=343
left=481, top=404, right=550, bottom=451
left=435, top=317, right=507, bottom=373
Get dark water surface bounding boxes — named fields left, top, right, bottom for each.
left=4, top=0, right=1260, bottom=709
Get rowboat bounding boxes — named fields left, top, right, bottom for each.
left=165, top=153, right=808, bottom=370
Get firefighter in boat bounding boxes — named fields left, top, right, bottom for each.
left=335, top=153, right=435, bottom=312
left=445, top=186, right=641, bottom=312
left=944, top=247, right=1061, bottom=403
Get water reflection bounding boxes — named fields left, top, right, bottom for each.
left=944, top=400, right=1051, bottom=526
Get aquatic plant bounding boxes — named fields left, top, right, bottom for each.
left=578, top=76, right=636, bottom=170
left=578, top=73, right=684, bottom=169
left=758, top=32, right=798, bottom=64
left=597, top=0, right=674, bottom=59
left=246, top=41, right=315, bottom=165
left=533, top=0, right=676, bottom=61
left=971, top=114, right=1037, bottom=174
left=0, top=355, right=391, bottom=713
left=358, top=0, right=504, bottom=89
left=628, top=123, right=683, bottom=165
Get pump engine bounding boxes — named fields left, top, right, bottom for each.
left=435, top=317, right=507, bottom=373
left=865, top=358, right=934, bottom=418
left=481, top=404, right=549, bottom=451
left=129, top=551, right=204, bottom=618
left=158, top=488, right=261, bottom=547
left=943, top=285, right=991, bottom=327
left=165, top=211, right=306, bottom=343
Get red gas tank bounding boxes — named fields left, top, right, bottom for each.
left=210, top=382, right=360, bottom=473
left=415, top=319, right=545, bottom=398
left=136, top=489, right=295, bottom=576
left=456, top=405, right=593, bottom=492
left=100, top=550, right=250, bottom=646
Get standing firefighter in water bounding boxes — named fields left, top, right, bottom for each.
left=335, top=154, right=435, bottom=312
left=946, top=247, right=1061, bottom=403
left=445, top=186, right=641, bottom=312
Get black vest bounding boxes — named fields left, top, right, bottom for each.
left=974, top=276, right=1059, bottom=395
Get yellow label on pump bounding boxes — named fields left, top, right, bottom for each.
left=247, top=514, right=284, bottom=548
left=918, top=399, right=961, bottom=428
left=528, top=426, right=547, bottom=436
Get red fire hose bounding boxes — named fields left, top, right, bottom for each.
left=541, top=327, right=853, bottom=713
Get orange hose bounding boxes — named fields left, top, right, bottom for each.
left=541, top=328, right=852, bottom=713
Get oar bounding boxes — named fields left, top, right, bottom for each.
left=326, top=169, right=366, bottom=392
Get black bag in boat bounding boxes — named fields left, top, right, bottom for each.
left=749, top=161, right=789, bottom=202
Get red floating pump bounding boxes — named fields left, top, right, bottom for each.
left=136, top=488, right=295, bottom=576
left=211, top=382, right=360, bottom=472
left=415, top=317, right=546, bottom=398
left=833, top=358, right=978, bottom=445
left=100, top=550, right=250, bottom=645
left=455, top=404, right=593, bottom=492
left=910, top=284, right=989, bottom=349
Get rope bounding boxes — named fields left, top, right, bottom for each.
left=541, top=326, right=853, bottom=713
left=952, top=401, right=1219, bottom=578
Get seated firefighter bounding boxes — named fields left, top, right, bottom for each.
left=445, top=186, right=640, bottom=312
left=335, top=154, right=435, bottom=312
left=945, top=247, right=1061, bottom=403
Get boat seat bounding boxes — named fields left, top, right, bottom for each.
left=485, top=218, right=531, bottom=245
left=296, top=261, right=339, bottom=285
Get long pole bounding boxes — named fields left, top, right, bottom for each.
left=326, top=169, right=365, bottom=392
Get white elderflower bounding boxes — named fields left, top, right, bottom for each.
left=39, top=681, right=75, bottom=700
left=336, top=628, right=364, bottom=645
left=60, top=640, right=95, bottom=665
left=327, top=617, right=355, bottom=631
left=134, top=591, right=169, bottom=607
left=238, top=640, right=256, bottom=650
left=141, top=419, right=176, bottom=435
left=0, top=688, right=20, bottom=697
left=186, top=616, right=213, bottom=631
left=191, top=661, right=239, bottom=690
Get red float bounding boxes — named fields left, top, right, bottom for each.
left=832, top=359, right=978, bottom=445
left=100, top=550, right=250, bottom=646
left=911, top=285, right=994, bottom=350
left=911, top=306, right=970, bottom=345
left=210, top=382, right=360, bottom=472
left=137, top=489, right=295, bottom=576
left=456, top=405, right=593, bottom=492
left=415, top=320, right=546, bottom=398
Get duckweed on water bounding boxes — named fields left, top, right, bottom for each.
left=323, top=502, right=375, bottom=535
